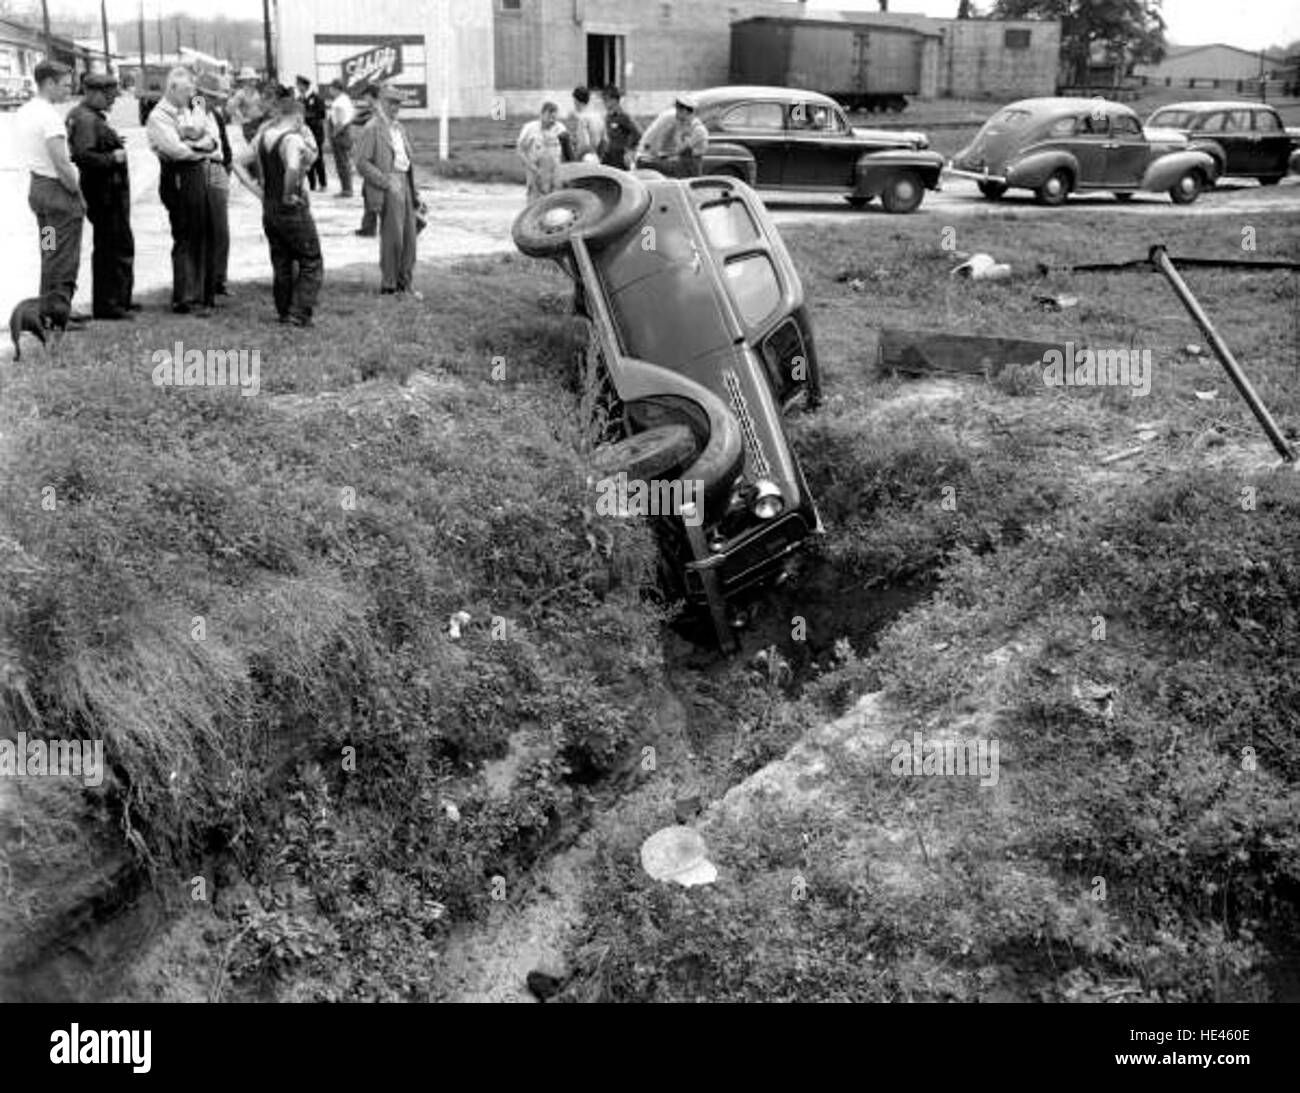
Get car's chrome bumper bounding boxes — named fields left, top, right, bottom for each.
left=944, top=164, right=1008, bottom=185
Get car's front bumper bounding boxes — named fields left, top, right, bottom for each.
left=945, top=163, right=1009, bottom=185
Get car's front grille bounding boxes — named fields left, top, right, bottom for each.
left=723, top=369, right=770, bottom=479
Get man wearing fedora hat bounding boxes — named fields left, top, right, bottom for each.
left=68, top=71, right=136, bottom=319
left=636, top=93, right=709, bottom=178
left=353, top=83, right=422, bottom=297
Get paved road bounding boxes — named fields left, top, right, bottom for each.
left=3, top=97, right=1299, bottom=358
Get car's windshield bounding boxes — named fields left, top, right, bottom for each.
left=1149, top=109, right=1195, bottom=128
left=982, top=108, right=1032, bottom=134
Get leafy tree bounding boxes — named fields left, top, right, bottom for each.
left=992, top=0, right=1166, bottom=87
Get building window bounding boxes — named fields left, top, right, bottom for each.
left=499, top=0, right=522, bottom=11
left=1004, top=29, right=1030, bottom=49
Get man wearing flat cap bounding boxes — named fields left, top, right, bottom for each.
left=353, top=83, right=422, bottom=297
left=68, top=71, right=136, bottom=319
left=636, top=93, right=709, bottom=178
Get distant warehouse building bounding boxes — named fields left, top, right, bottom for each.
left=1132, top=43, right=1287, bottom=91
left=275, top=1, right=1059, bottom=119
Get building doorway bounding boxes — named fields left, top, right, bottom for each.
left=587, top=34, right=623, bottom=90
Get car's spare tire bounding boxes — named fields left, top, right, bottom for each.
left=513, top=189, right=608, bottom=257
left=555, top=162, right=652, bottom=239
left=591, top=424, right=697, bottom=483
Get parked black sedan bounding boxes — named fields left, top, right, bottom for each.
left=1145, top=101, right=1298, bottom=185
left=681, top=86, right=944, bottom=214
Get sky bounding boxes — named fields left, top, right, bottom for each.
left=38, top=0, right=1300, bottom=54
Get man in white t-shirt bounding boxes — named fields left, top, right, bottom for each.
left=325, top=80, right=356, bottom=197
left=15, top=60, right=84, bottom=309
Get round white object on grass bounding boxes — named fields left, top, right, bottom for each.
left=640, top=825, right=718, bottom=887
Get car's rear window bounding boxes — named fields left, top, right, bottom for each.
left=1255, top=110, right=1282, bottom=132
left=725, top=254, right=781, bottom=329
left=698, top=197, right=760, bottom=250
left=719, top=102, right=783, bottom=131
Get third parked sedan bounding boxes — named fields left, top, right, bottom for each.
left=682, top=86, right=945, bottom=214
left=1144, top=101, right=1298, bottom=185
left=949, top=97, right=1219, bottom=205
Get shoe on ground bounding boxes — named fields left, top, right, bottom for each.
left=380, top=287, right=398, bottom=295
left=355, top=229, right=376, bottom=237
left=92, top=309, right=133, bottom=321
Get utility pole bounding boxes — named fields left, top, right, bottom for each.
left=100, top=0, right=112, bottom=72
left=156, top=7, right=163, bottom=62
left=40, top=0, right=52, bottom=58
left=137, top=0, right=145, bottom=78
left=262, top=0, right=275, bottom=79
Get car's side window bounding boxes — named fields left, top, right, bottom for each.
left=1198, top=112, right=1226, bottom=132
left=1254, top=110, right=1282, bottom=132
left=697, top=196, right=760, bottom=251
left=788, top=102, right=835, bottom=132
left=1110, top=114, right=1142, bottom=137
left=1048, top=116, right=1077, bottom=137
left=720, top=102, right=783, bottom=132
left=1223, top=110, right=1252, bottom=132
left=761, top=319, right=808, bottom=405
left=1078, top=115, right=1106, bottom=136
left=724, top=254, right=782, bottom=329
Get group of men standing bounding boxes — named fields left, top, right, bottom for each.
left=516, top=85, right=709, bottom=203
left=13, top=61, right=423, bottom=343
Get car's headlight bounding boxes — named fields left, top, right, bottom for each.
left=752, top=479, right=784, bottom=520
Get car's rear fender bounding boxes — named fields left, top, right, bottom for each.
left=703, top=142, right=757, bottom=184
left=1142, top=149, right=1217, bottom=191
left=853, top=149, right=945, bottom=195
left=1004, top=149, right=1078, bottom=190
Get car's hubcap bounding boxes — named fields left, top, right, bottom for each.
left=895, top=180, right=916, bottom=201
left=1179, top=176, right=1196, bottom=194
left=1046, top=178, right=1062, bottom=196
left=541, top=206, right=578, bottom=234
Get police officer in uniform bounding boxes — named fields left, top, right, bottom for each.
left=67, top=72, right=136, bottom=319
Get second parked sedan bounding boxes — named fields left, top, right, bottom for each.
left=949, top=97, right=1218, bottom=205
left=681, top=86, right=945, bottom=214
left=1145, top=101, right=1297, bottom=185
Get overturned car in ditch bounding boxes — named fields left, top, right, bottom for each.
left=512, top=164, right=824, bottom=651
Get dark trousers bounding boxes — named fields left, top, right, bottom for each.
left=307, top=123, right=327, bottom=190
left=159, top=161, right=213, bottom=308
left=206, top=162, right=230, bottom=293
left=331, top=130, right=353, bottom=195
left=84, top=185, right=135, bottom=315
left=263, top=203, right=323, bottom=321
left=28, top=175, right=84, bottom=307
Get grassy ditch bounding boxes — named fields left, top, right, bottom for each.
left=564, top=208, right=1300, bottom=1002
left=0, top=254, right=670, bottom=1001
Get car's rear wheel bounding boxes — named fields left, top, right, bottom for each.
left=881, top=171, right=924, bottom=214
left=977, top=181, right=1006, bottom=201
left=1169, top=168, right=1203, bottom=205
left=1257, top=175, right=1282, bottom=186
left=1114, top=191, right=1135, bottom=202
left=513, top=189, right=608, bottom=257
left=590, top=424, right=697, bottom=483
left=1035, top=169, right=1070, bottom=206
left=844, top=194, right=871, bottom=209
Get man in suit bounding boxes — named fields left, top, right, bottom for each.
left=353, top=84, right=421, bottom=297
left=352, top=83, right=379, bottom=236
left=67, top=72, right=135, bottom=319
left=295, top=75, right=328, bottom=191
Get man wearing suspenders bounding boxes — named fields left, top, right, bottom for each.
left=232, top=87, right=324, bottom=327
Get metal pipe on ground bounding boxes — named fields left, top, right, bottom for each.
left=1149, top=244, right=1295, bottom=463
